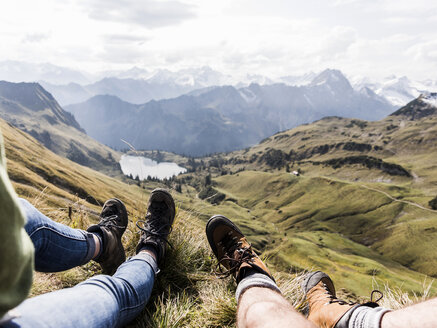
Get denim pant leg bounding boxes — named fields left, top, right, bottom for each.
left=5, top=253, right=157, bottom=328
left=20, top=198, right=95, bottom=272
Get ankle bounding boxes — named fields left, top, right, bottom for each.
left=344, top=306, right=391, bottom=328
left=91, top=231, right=103, bottom=260
left=138, top=244, right=159, bottom=262
left=239, top=268, right=258, bottom=280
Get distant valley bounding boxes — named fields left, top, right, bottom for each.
left=65, top=69, right=394, bottom=156
left=4, top=61, right=437, bottom=158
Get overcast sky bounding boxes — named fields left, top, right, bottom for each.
left=1, top=0, right=437, bottom=80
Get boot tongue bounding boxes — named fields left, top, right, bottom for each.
left=221, top=233, right=239, bottom=256
left=147, top=201, right=168, bottom=226
left=151, top=201, right=167, bottom=214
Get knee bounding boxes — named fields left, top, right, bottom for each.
left=84, top=274, right=137, bottom=299
left=20, top=199, right=48, bottom=236
left=240, top=300, right=283, bottom=328
left=20, top=198, right=38, bottom=224
left=18, top=198, right=33, bottom=213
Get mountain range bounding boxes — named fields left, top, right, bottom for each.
left=65, top=69, right=394, bottom=156
left=3, top=60, right=436, bottom=109
left=352, top=75, right=437, bottom=107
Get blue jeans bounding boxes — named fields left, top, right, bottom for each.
left=4, top=199, right=157, bottom=328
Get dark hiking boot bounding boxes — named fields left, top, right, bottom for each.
left=136, top=188, right=175, bottom=263
left=87, top=198, right=128, bottom=275
left=206, top=215, right=275, bottom=283
left=303, top=271, right=382, bottom=328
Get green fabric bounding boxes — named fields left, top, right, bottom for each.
left=0, top=131, right=34, bottom=319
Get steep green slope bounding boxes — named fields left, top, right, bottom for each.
left=226, top=172, right=437, bottom=283
left=2, top=118, right=141, bottom=214
left=0, top=81, right=121, bottom=175
left=179, top=170, right=434, bottom=295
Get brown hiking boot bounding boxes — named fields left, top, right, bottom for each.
left=87, top=198, right=128, bottom=275
left=206, top=215, right=274, bottom=283
left=136, top=188, right=175, bottom=263
left=303, top=271, right=382, bottom=328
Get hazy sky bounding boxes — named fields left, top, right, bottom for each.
left=1, top=0, right=436, bottom=80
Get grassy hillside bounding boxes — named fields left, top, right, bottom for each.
left=216, top=172, right=437, bottom=292
left=170, top=170, right=434, bottom=296
left=166, top=101, right=437, bottom=297
left=3, top=100, right=437, bottom=327
left=224, top=113, right=437, bottom=194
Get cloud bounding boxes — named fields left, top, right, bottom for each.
left=104, top=34, right=150, bottom=44
left=83, top=0, right=196, bottom=28
left=98, top=44, right=148, bottom=64
left=382, top=16, right=420, bottom=25
left=22, top=33, right=49, bottom=43
left=407, top=40, right=437, bottom=62
left=333, top=0, right=363, bottom=6
left=315, top=26, right=357, bottom=60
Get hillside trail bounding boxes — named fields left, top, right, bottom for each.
left=359, top=184, right=437, bottom=214
left=314, top=175, right=436, bottom=214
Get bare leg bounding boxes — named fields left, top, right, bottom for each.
left=237, top=287, right=316, bottom=328
left=382, top=298, right=437, bottom=328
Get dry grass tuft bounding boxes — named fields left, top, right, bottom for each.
left=195, top=279, right=237, bottom=328
left=136, top=292, right=195, bottom=328
left=374, top=278, right=435, bottom=310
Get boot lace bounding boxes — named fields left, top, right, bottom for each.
left=136, top=203, right=173, bottom=247
left=215, top=231, right=255, bottom=278
left=99, top=215, right=126, bottom=229
left=323, top=282, right=383, bottom=307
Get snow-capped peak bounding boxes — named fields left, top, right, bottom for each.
left=147, top=66, right=232, bottom=87
left=309, top=69, right=353, bottom=93
left=310, top=69, right=350, bottom=87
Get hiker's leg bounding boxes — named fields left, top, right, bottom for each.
left=20, top=198, right=98, bottom=272
left=5, top=251, right=157, bottom=328
left=237, top=286, right=316, bottom=328
left=381, top=298, right=437, bottom=328
left=205, top=215, right=315, bottom=328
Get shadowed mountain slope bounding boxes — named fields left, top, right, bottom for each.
left=0, top=81, right=121, bottom=174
